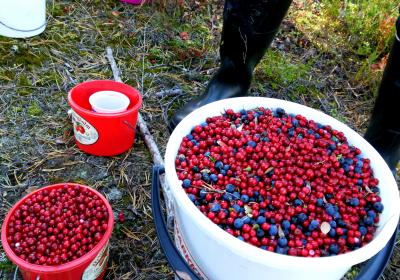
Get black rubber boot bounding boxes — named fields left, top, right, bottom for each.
left=364, top=16, right=400, bottom=171
left=168, top=0, right=293, bottom=132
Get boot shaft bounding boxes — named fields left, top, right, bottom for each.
left=220, top=0, right=293, bottom=77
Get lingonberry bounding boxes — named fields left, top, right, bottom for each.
left=6, top=185, right=109, bottom=265
left=176, top=107, right=382, bottom=257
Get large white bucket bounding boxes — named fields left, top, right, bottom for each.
left=164, top=97, right=400, bottom=280
left=0, top=0, right=46, bottom=38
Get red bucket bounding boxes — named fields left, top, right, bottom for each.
left=1, top=183, right=114, bottom=280
left=68, top=80, right=142, bottom=156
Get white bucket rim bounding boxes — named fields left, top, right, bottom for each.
left=165, top=97, right=400, bottom=270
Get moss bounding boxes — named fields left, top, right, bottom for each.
left=27, top=102, right=43, bottom=117
left=259, top=50, right=312, bottom=93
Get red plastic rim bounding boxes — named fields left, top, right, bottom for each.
left=1, top=183, right=114, bottom=274
left=67, top=80, right=142, bottom=118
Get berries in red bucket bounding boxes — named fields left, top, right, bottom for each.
left=175, top=107, right=383, bottom=257
left=1, top=183, right=114, bottom=280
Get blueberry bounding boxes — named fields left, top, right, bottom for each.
left=294, top=199, right=303, bottom=206
left=237, top=236, right=244, bottom=241
left=364, top=216, right=374, bottom=226
left=201, top=122, right=208, bottom=127
left=202, top=173, right=210, bottom=182
left=192, top=166, right=200, bottom=173
left=232, top=204, right=241, bottom=212
left=263, top=137, right=270, bottom=142
left=328, top=229, right=336, bottom=237
left=210, top=203, right=221, bottom=213
left=317, top=123, right=324, bottom=129
left=276, top=128, right=282, bottom=134
left=260, top=246, right=267, bottom=250
left=357, top=179, right=363, bottom=186
left=241, top=194, right=250, bottom=203
left=232, top=192, right=241, bottom=200
left=297, top=213, right=308, bottom=223
left=315, top=133, right=321, bottom=139
left=223, top=164, right=230, bottom=171
left=329, top=244, right=340, bottom=255
left=316, top=198, right=324, bottom=207
left=329, top=144, right=337, bottom=150
left=278, top=237, right=288, bottom=247
left=186, top=134, right=194, bottom=140
left=282, top=220, right=291, bottom=230
left=240, top=109, right=247, bottom=115
left=222, top=193, right=232, bottom=201
left=199, top=189, right=207, bottom=198
left=276, top=108, right=285, bottom=116
left=256, top=216, right=266, bottom=225
left=220, top=170, right=227, bottom=175
left=373, top=202, right=384, bottom=213
left=215, top=161, right=224, bottom=169
left=275, top=246, right=288, bottom=255
left=182, top=179, right=191, bottom=188
left=288, top=129, right=295, bottom=137
left=354, top=167, right=362, bottom=174
left=256, top=229, right=265, bottom=237
left=348, top=198, right=359, bottom=206
left=356, top=160, right=363, bottom=167
left=225, top=184, right=235, bottom=193
left=326, top=205, right=336, bottom=217
left=204, top=151, right=211, bottom=157
left=291, top=119, right=299, bottom=127
left=329, top=221, right=337, bottom=228
left=234, top=218, right=244, bottom=229
left=210, top=174, right=218, bottom=183
left=188, top=194, right=196, bottom=202
left=269, top=225, right=278, bottom=236
left=359, top=226, right=367, bottom=236
left=308, top=220, right=319, bottom=231
left=242, top=216, right=251, bottom=224
left=247, top=141, right=256, bottom=148
left=367, top=210, right=377, bottom=219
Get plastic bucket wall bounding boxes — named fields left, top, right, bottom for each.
left=0, top=0, right=46, bottom=38
left=164, top=97, right=400, bottom=280
left=1, top=183, right=114, bottom=280
left=68, top=80, right=142, bottom=156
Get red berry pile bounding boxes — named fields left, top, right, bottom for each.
left=176, top=107, right=384, bottom=257
left=5, top=185, right=109, bottom=265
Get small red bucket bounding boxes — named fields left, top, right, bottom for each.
left=68, top=80, right=142, bottom=156
left=1, top=183, right=114, bottom=280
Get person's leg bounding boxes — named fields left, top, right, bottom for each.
left=364, top=16, right=400, bottom=171
left=168, top=0, right=292, bottom=131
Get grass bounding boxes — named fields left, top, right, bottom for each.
left=0, top=0, right=399, bottom=279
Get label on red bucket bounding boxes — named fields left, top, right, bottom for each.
left=82, top=241, right=109, bottom=280
left=174, top=221, right=207, bottom=280
left=71, top=110, right=99, bottom=145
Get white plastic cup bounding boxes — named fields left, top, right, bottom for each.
left=164, top=97, right=400, bottom=280
left=0, top=0, right=46, bottom=38
left=89, top=91, right=130, bottom=114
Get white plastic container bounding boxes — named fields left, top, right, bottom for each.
left=89, top=91, right=130, bottom=114
left=164, top=97, right=400, bottom=280
left=0, top=0, right=46, bottom=38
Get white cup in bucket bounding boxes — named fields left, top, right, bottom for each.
left=89, top=91, right=130, bottom=113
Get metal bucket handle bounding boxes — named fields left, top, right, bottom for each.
left=151, top=165, right=398, bottom=280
